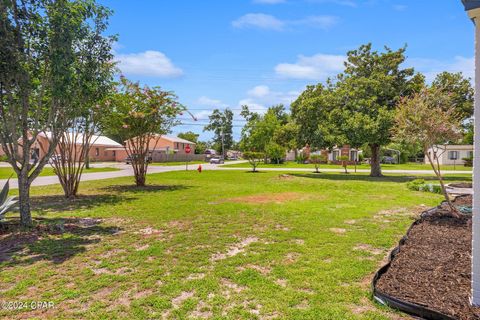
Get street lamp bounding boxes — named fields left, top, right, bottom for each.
left=461, top=0, right=480, bottom=306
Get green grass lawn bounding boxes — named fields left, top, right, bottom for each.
left=0, top=166, right=120, bottom=179
left=0, top=170, right=470, bottom=319
left=222, top=161, right=473, bottom=171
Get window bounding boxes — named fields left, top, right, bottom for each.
left=112, top=150, right=116, bottom=157
left=448, top=151, right=458, bottom=160
left=95, top=148, right=100, bottom=156
left=332, top=150, right=339, bottom=161
left=467, top=151, right=474, bottom=159
left=350, top=150, right=357, bottom=161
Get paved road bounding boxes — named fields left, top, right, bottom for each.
left=0, top=161, right=471, bottom=189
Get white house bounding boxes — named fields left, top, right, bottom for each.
left=425, top=145, right=473, bottom=165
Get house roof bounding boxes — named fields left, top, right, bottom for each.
left=432, top=144, right=473, bottom=150
left=41, top=132, right=122, bottom=147
left=159, top=135, right=196, bottom=145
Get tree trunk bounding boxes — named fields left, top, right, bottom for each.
left=18, top=173, right=32, bottom=226
left=369, top=144, right=383, bottom=177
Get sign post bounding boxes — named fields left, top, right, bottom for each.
left=185, top=145, right=191, bottom=171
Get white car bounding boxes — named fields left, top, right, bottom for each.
left=209, top=157, right=224, bottom=164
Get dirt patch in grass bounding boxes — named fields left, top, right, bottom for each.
left=329, top=228, right=347, bottom=234
left=210, top=237, right=258, bottom=261
left=375, top=197, right=480, bottom=319
left=224, top=192, right=317, bottom=204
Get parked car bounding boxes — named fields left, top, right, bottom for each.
left=209, top=156, right=224, bottom=164
left=125, top=154, right=152, bottom=164
left=381, top=156, right=397, bottom=164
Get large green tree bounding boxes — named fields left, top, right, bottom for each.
left=203, top=108, right=234, bottom=156
left=0, top=0, right=112, bottom=225
left=431, top=71, right=474, bottom=122
left=330, top=44, right=424, bottom=176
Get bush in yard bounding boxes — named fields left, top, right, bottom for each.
left=243, top=152, right=264, bottom=172
left=310, top=154, right=327, bottom=173
left=406, top=179, right=442, bottom=194
left=295, top=152, right=308, bottom=164
left=462, top=157, right=473, bottom=167
left=338, top=155, right=349, bottom=173
left=266, top=143, right=285, bottom=164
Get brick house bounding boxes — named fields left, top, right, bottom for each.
left=111, top=135, right=196, bottom=162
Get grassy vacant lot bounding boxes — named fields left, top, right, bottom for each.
left=0, top=170, right=470, bottom=319
left=0, top=166, right=120, bottom=179
left=222, top=161, right=472, bottom=171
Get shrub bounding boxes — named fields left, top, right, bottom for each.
left=243, top=151, right=264, bottom=172
left=462, top=157, right=473, bottom=167
left=0, top=155, right=7, bottom=162
left=295, top=153, right=308, bottom=164
left=265, top=143, right=285, bottom=164
left=406, top=179, right=442, bottom=194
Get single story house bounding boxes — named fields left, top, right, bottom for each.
left=0, top=132, right=122, bottom=162
left=287, top=145, right=361, bottom=163
left=110, top=135, right=196, bottom=162
left=425, top=145, right=473, bottom=165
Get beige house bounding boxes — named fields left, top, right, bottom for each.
left=111, top=135, right=196, bottom=162
left=425, top=145, right=473, bottom=165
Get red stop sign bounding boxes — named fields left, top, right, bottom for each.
left=185, top=145, right=191, bottom=154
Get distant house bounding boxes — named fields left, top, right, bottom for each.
left=288, top=145, right=362, bottom=163
left=425, top=145, right=473, bottom=165
left=111, top=135, right=197, bottom=162
left=0, top=132, right=122, bottom=162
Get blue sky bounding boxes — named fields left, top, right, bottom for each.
left=101, top=0, right=475, bottom=141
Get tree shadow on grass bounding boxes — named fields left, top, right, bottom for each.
left=100, top=184, right=191, bottom=194
left=31, top=194, right=135, bottom=214
left=0, top=217, right=122, bottom=266
left=290, top=173, right=472, bottom=183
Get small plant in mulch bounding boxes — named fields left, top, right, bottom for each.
left=338, top=155, right=349, bottom=174
left=310, top=154, right=327, bottom=173
left=406, top=179, right=442, bottom=194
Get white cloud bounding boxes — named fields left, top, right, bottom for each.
left=292, top=16, right=339, bottom=29
left=253, top=0, right=286, bottom=3
left=407, top=56, right=474, bottom=82
left=232, top=13, right=285, bottom=31
left=197, top=96, right=222, bottom=106
left=248, top=85, right=271, bottom=98
left=115, top=50, right=183, bottom=77
left=232, top=13, right=338, bottom=31
left=240, top=85, right=301, bottom=113
left=307, top=0, right=358, bottom=7
left=275, top=53, right=345, bottom=80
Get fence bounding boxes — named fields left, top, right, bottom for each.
left=151, top=153, right=206, bottom=163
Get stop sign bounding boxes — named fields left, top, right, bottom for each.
left=185, top=145, right=191, bottom=154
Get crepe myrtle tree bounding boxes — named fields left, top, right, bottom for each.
left=0, top=0, right=110, bottom=226
left=393, top=87, right=462, bottom=217
left=104, top=77, right=185, bottom=186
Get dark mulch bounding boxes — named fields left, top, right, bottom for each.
left=375, top=196, right=480, bottom=320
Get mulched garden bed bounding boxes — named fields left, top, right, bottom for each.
left=374, top=195, right=480, bottom=320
